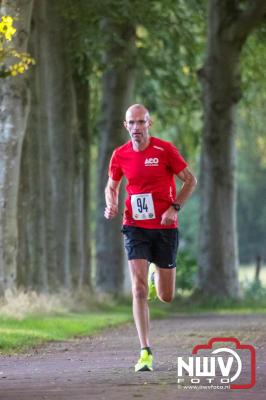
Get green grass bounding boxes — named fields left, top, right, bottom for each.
left=1, top=287, right=266, bottom=355
left=173, top=298, right=266, bottom=315
left=0, top=302, right=171, bottom=354
left=0, top=312, right=128, bottom=354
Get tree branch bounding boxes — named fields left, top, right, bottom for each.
left=231, top=0, right=266, bottom=43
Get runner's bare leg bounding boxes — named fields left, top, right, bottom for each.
left=129, top=259, right=150, bottom=348
left=154, top=266, right=176, bottom=303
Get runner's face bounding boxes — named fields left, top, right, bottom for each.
left=124, top=108, right=151, bottom=148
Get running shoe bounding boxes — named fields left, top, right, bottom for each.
left=135, top=349, right=153, bottom=372
left=148, top=263, right=157, bottom=301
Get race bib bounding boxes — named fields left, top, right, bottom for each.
left=131, top=193, right=155, bottom=220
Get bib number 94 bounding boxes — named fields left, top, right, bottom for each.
left=137, top=197, right=148, bottom=213
left=131, top=193, right=155, bottom=220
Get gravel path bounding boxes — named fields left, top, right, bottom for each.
left=0, top=313, right=265, bottom=400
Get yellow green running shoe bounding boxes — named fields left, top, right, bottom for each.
left=135, top=349, right=153, bottom=372
left=148, top=263, right=157, bottom=301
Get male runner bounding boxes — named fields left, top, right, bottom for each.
left=104, top=104, right=197, bottom=372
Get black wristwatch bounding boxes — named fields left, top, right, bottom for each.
left=172, top=203, right=181, bottom=212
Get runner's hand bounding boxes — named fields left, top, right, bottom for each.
left=161, top=206, right=177, bottom=226
left=104, top=204, right=118, bottom=219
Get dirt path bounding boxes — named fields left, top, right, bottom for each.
left=0, top=313, right=266, bottom=400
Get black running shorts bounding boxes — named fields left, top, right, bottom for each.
left=121, top=225, right=179, bottom=269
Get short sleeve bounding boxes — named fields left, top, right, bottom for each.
left=108, top=150, right=123, bottom=181
left=166, top=142, right=188, bottom=175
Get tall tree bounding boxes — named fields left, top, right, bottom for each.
left=0, top=0, right=33, bottom=295
left=17, top=1, right=91, bottom=291
left=95, top=19, right=136, bottom=294
left=198, top=0, right=266, bottom=298
left=72, top=63, right=91, bottom=289
left=237, top=67, right=266, bottom=263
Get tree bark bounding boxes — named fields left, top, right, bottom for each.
left=0, top=0, right=33, bottom=295
left=95, top=20, right=136, bottom=294
left=72, top=68, right=91, bottom=289
left=17, top=1, right=91, bottom=291
left=198, top=0, right=266, bottom=298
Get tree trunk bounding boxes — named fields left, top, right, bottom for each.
left=17, top=62, right=48, bottom=290
left=198, top=0, right=266, bottom=298
left=17, top=1, right=91, bottom=291
left=72, top=68, right=91, bottom=289
left=95, top=20, right=136, bottom=294
left=0, top=0, right=33, bottom=295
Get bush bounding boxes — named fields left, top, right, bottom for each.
left=242, top=279, right=266, bottom=302
left=176, top=250, right=197, bottom=291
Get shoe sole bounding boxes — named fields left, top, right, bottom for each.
left=135, top=365, right=153, bottom=372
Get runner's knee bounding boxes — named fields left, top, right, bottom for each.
left=132, top=282, right=148, bottom=299
left=158, top=292, right=175, bottom=303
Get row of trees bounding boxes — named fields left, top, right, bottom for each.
left=0, top=0, right=265, bottom=298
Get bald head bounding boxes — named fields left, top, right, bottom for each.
left=123, top=104, right=152, bottom=151
left=125, top=104, right=150, bottom=121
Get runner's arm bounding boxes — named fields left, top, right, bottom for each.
left=104, top=177, right=122, bottom=219
left=175, top=167, right=197, bottom=207
left=161, top=167, right=197, bottom=225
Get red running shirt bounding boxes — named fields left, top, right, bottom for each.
left=108, top=137, right=188, bottom=229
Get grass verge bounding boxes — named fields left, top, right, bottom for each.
left=0, top=294, right=265, bottom=355
left=0, top=302, right=169, bottom=354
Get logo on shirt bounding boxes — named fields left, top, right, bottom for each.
left=145, top=157, right=159, bottom=166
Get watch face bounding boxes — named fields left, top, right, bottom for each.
left=173, top=203, right=181, bottom=211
